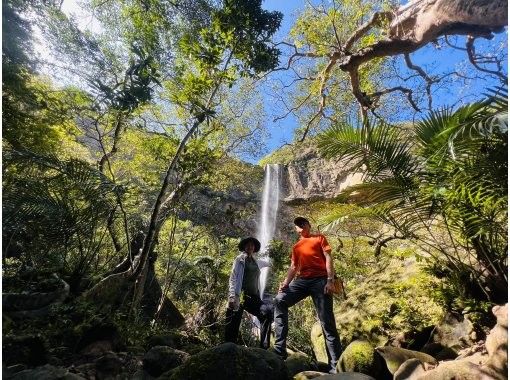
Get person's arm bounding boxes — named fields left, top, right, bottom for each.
left=279, top=249, right=298, bottom=292
left=324, top=249, right=335, bottom=279
left=279, top=263, right=297, bottom=292
left=321, top=235, right=336, bottom=294
left=324, top=250, right=336, bottom=294
left=228, top=258, right=240, bottom=309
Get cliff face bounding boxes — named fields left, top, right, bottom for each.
left=181, top=148, right=363, bottom=239
left=280, top=147, right=363, bottom=204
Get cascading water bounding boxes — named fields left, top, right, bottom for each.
left=256, top=164, right=281, bottom=300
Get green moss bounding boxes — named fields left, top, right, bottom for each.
left=310, top=322, right=328, bottom=363
left=338, top=340, right=379, bottom=375
left=332, top=258, right=443, bottom=348
left=164, top=343, right=287, bottom=380
left=258, top=144, right=296, bottom=166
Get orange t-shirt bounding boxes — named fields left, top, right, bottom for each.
left=291, top=234, right=332, bottom=278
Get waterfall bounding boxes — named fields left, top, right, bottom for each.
left=256, top=164, right=281, bottom=300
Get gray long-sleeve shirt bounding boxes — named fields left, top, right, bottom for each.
left=228, top=252, right=271, bottom=309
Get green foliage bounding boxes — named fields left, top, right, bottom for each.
left=3, top=73, right=89, bottom=155
left=333, top=256, right=443, bottom=347
left=317, top=88, right=508, bottom=307
left=258, top=143, right=297, bottom=166
left=207, top=157, right=264, bottom=194
left=3, top=150, right=122, bottom=287
left=266, top=239, right=291, bottom=275
left=166, top=0, right=282, bottom=128
left=278, top=0, right=392, bottom=139
left=181, top=0, right=281, bottom=78
left=155, top=220, right=238, bottom=345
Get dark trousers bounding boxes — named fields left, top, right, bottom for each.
left=274, top=277, right=342, bottom=371
left=225, top=294, right=273, bottom=349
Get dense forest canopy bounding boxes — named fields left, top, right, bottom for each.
left=2, top=0, right=508, bottom=378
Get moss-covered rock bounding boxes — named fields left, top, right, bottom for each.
left=142, top=346, right=190, bottom=377
left=311, top=323, right=329, bottom=364
left=312, top=373, right=376, bottom=379
left=160, top=342, right=288, bottom=380
left=375, top=346, right=437, bottom=374
left=393, top=358, right=426, bottom=380
left=337, top=340, right=381, bottom=378
left=10, top=364, right=85, bottom=379
left=333, top=258, right=443, bottom=348
left=293, top=371, right=325, bottom=379
left=285, top=353, right=317, bottom=379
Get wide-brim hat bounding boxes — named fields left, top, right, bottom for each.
left=238, top=237, right=261, bottom=253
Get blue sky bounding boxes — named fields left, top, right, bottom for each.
left=256, top=0, right=508, bottom=163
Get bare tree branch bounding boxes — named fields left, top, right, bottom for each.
left=273, top=93, right=312, bottom=122
left=369, top=86, right=421, bottom=112
left=404, top=53, right=436, bottom=110
left=466, top=35, right=508, bottom=83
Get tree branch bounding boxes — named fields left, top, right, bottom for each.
left=273, top=93, right=312, bottom=122
left=369, top=86, right=421, bottom=112
left=404, top=53, right=436, bottom=110
left=466, top=35, right=508, bottom=83
left=344, top=11, right=393, bottom=52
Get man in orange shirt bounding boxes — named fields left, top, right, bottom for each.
left=273, top=217, right=343, bottom=374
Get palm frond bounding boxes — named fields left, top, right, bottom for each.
left=335, top=178, right=417, bottom=205
left=3, top=149, right=120, bottom=246
left=318, top=119, right=417, bottom=182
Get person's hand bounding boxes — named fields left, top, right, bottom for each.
left=228, top=296, right=238, bottom=310
left=278, top=280, right=289, bottom=293
left=324, top=280, right=335, bottom=295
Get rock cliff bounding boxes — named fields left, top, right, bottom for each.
left=279, top=147, right=363, bottom=203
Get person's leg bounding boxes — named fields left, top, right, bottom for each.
left=225, top=303, right=244, bottom=344
left=259, top=300, right=274, bottom=349
left=273, top=278, right=310, bottom=356
left=311, top=278, right=343, bottom=373
left=244, top=295, right=273, bottom=349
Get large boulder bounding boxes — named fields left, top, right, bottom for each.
left=2, top=335, right=48, bottom=367
left=75, top=322, right=124, bottom=355
left=390, top=304, right=508, bottom=380
left=160, top=343, right=288, bottom=380
left=375, top=346, right=437, bottom=374
left=332, top=259, right=443, bottom=348
left=393, top=358, right=427, bottom=380
left=285, top=353, right=317, bottom=379
left=294, top=371, right=327, bottom=380
left=142, top=346, right=190, bottom=377
left=94, top=352, right=124, bottom=379
left=313, top=373, right=376, bottom=379
left=337, top=340, right=383, bottom=378
left=9, top=364, right=85, bottom=380
left=481, top=304, right=508, bottom=380
left=3, top=275, right=70, bottom=319
left=414, top=359, right=484, bottom=380
left=432, top=313, right=476, bottom=352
